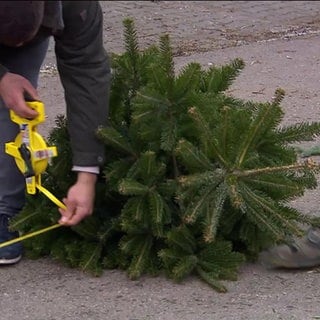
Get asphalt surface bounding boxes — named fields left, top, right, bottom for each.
left=3, top=2, right=320, bottom=319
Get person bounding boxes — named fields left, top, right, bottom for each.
left=259, top=228, right=320, bottom=269
left=0, top=1, right=111, bottom=265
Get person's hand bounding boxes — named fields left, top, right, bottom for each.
left=0, top=72, right=39, bottom=118
left=58, top=172, right=97, bottom=226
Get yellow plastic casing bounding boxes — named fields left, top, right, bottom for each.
left=5, top=101, right=57, bottom=194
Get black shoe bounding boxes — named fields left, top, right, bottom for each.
left=0, top=215, right=23, bottom=265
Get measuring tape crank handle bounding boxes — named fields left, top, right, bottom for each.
left=18, top=143, right=35, bottom=177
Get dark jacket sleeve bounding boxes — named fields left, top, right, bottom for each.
left=0, top=64, right=8, bottom=81
left=54, top=1, right=111, bottom=167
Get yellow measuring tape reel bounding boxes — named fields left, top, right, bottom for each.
left=0, top=101, right=65, bottom=249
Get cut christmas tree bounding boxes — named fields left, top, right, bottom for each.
left=11, top=18, right=320, bottom=292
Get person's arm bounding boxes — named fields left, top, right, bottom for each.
left=54, top=1, right=111, bottom=225
left=54, top=1, right=111, bottom=168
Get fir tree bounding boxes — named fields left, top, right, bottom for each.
left=11, top=18, right=320, bottom=291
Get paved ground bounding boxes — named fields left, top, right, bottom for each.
left=3, top=1, right=320, bottom=319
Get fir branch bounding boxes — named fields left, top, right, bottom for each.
left=158, top=248, right=181, bottom=270
left=236, top=103, right=283, bottom=167
left=10, top=210, right=41, bottom=230
left=221, top=106, right=231, bottom=157
left=159, top=34, right=175, bottom=93
left=160, top=121, right=177, bottom=152
left=118, top=179, right=150, bottom=196
left=149, top=191, right=166, bottom=236
left=166, top=226, right=197, bottom=254
left=242, top=175, right=302, bottom=198
left=277, top=122, right=320, bottom=143
left=134, top=92, right=166, bottom=108
left=178, top=170, right=224, bottom=189
left=175, top=139, right=213, bottom=171
left=201, top=58, right=245, bottom=94
left=196, top=267, right=227, bottom=293
left=272, top=88, right=285, bottom=105
left=79, top=243, right=103, bottom=276
left=172, top=255, right=198, bottom=281
left=104, top=160, right=133, bottom=188
left=174, top=62, right=201, bottom=103
left=122, top=18, right=142, bottom=125
left=203, top=183, right=227, bottom=243
left=125, top=234, right=154, bottom=279
left=234, top=159, right=320, bottom=178
left=96, top=127, right=135, bottom=156
left=72, top=217, right=104, bottom=242
left=123, top=197, right=146, bottom=223
left=98, top=219, right=119, bottom=243
left=188, top=106, right=229, bottom=167
left=149, top=192, right=164, bottom=225
left=240, top=184, right=304, bottom=238
left=242, top=200, right=287, bottom=240
left=171, top=153, right=179, bottom=180
left=137, top=151, right=163, bottom=184
left=184, top=184, right=218, bottom=224
left=123, top=18, right=139, bottom=68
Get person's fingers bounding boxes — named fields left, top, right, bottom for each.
left=58, top=198, right=76, bottom=221
left=61, top=207, right=88, bottom=226
left=0, top=73, right=40, bottom=118
left=58, top=205, right=89, bottom=226
left=13, top=93, right=39, bottom=118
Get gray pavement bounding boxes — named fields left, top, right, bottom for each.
left=3, top=2, right=320, bottom=319
left=101, top=0, right=320, bottom=54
